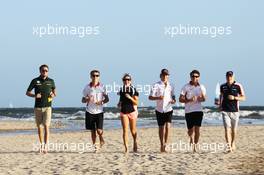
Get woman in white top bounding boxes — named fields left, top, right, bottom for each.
left=179, top=70, right=206, bottom=152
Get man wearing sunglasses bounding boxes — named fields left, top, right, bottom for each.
left=220, top=71, right=246, bottom=152
left=179, top=70, right=206, bottom=152
left=149, top=69, right=176, bottom=153
left=26, top=64, right=56, bottom=154
left=82, top=70, right=109, bottom=152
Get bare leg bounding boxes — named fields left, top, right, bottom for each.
left=188, top=127, right=194, bottom=145
left=97, top=129, right=105, bottom=148
left=194, top=127, right=200, bottom=144
left=37, top=126, right=43, bottom=153
left=121, top=116, right=129, bottom=153
left=91, top=130, right=96, bottom=144
left=164, top=122, right=171, bottom=152
left=224, top=127, right=232, bottom=152
left=129, top=118, right=138, bottom=152
left=188, top=127, right=195, bottom=152
left=231, top=127, right=237, bottom=151
left=159, top=126, right=165, bottom=152
left=43, top=125, right=50, bottom=153
left=194, top=126, right=200, bottom=152
left=91, top=130, right=97, bottom=152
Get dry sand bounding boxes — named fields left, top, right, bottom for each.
left=0, top=124, right=263, bottom=174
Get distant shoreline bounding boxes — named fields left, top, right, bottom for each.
left=1, top=105, right=264, bottom=109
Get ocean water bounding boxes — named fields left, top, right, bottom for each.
left=1, top=107, right=264, bottom=133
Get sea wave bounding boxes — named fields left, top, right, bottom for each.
left=1, top=108, right=264, bottom=121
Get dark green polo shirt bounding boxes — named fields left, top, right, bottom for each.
left=27, top=76, right=56, bottom=108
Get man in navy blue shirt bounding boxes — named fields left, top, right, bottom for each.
left=220, top=71, right=246, bottom=152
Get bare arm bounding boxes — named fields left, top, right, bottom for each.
left=131, top=96, right=139, bottom=106
left=235, top=95, right=246, bottom=101
left=170, top=95, right=176, bottom=104
left=26, top=91, right=41, bottom=98
left=117, top=101, right=121, bottom=108
left=228, top=94, right=246, bottom=101
left=50, top=89, right=56, bottom=97
left=26, top=91, right=35, bottom=98
left=219, top=93, right=223, bottom=110
left=179, top=94, right=192, bottom=103
left=103, top=94, right=109, bottom=104
left=81, top=97, right=87, bottom=103
left=197, top=93, right=206, bottom=102
left=125, top=94, right=139, bottom=106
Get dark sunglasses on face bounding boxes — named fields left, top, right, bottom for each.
left=41, top=69, right=48, bottom=72
left=92, top=74, right=100, bottom=77
left=123, top=78, right=131, bottom=81
left=192, top=75, right=200, bottom=78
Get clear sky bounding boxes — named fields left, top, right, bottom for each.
left=0, top=1, right=263, bottom=107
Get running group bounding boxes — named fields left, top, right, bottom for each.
left=26, top=65, right=246, bottom=154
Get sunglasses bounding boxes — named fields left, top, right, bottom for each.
left=123, top=78, right=131, bottom=81
left=191, top=75, right=200, bottom=78
left=41, top=69, right=48, bottom=72
left=92, top=74, right=100, bottom=77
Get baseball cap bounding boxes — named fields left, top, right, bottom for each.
left=161, top=69, right=169, bottom=75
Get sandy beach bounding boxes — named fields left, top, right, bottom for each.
left=0, top=123, right=263, bottom=175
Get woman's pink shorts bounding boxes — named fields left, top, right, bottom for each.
left=120, top=110, right=138, bottom=120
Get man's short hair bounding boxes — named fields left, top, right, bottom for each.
left=39, top=64, right=49, bottom=71
left=190, top=70, right=200, bottom=77
left=90, top=70, right=100, bottom=76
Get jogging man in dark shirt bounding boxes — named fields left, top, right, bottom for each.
left=219, top=71, right=246, bottom=152
left=26, top=64, right=56, bottom=153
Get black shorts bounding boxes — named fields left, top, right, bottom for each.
left=85, top=112, right=104, bottom=131
left=185, top=111, right=203, bottom=129
left=156, top=110, right=173, bottom=127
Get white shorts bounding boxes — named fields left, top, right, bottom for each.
left=222, top=112, right=240, bottom=129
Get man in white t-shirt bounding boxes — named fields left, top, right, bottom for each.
left=149, top=69, right=176, bottom=153
left=179, top=70, right=206, bottom=152
left=82, top=70, right=109, bottom=151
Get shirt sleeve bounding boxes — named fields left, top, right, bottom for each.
left=180, top=85, right=187, bottom=96
left=238, top=83, right=245, bottom=96
left=118, top=88, right=123, bottom=102
left=52, top=80, right=56, bottom=90
left=82, top=86, right=88, bottom=97
left=103, top=85, right=108, bottom=95
left=150, top=84, right=157, bottom=97
left=27, top=79, right=35, bottom=92
left=220, top=85, right=224, bottom=94
left=201, top=85, right=206, bottom=95
left=133, top=88, right=139, bottom=97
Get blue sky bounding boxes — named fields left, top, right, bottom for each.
left=0, top=1, right=263, bottom=107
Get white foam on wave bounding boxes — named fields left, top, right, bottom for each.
left=104, top=112, right=120, bottom=119
left=62, top=111, right=120, bottom=120
left=1, top=109, right=264, bottom=121
left=172, top=109, right=264, bottom=120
